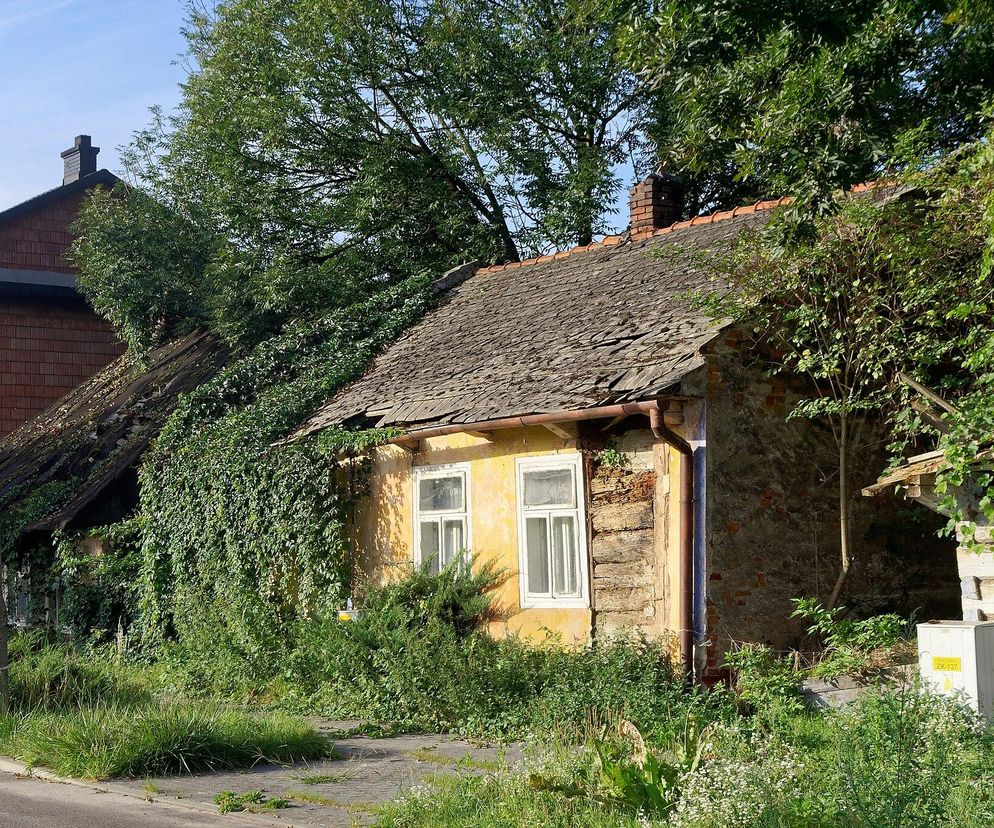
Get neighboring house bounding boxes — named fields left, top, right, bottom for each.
left=0, top=136, right=124, bottom=437
left=295, top=175, right=958, bottom=676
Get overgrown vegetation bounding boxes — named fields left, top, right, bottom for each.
left=690, top=140, right=994, bottom=603
left=0, top=631, right=327, bottom=780
left=165, top=563, right=712, bottom=741
left=378, top=688, right=994, bottom=828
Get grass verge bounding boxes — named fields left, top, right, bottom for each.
left=0, top=703, right=328, bottom=780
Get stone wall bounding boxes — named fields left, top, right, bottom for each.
left=695, top=331, right=960, bottom=671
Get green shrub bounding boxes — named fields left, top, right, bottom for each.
left=1, top=703, right=327, bottom=780
left=818, top=687, right=988, bottom=828
left=792, top=598, right=910, bottom=678
left=723, top=643, right=805, bottom=719
left=270, top=566, right=713, bottom=739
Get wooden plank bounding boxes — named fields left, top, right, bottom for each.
left=910, top=399, right=949, bottom=433
left=956, top=551, right=994, bottom=578
left=898, top=372, right=959, bottom=414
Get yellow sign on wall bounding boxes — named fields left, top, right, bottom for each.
left=933, top=656, right=962, bottom=672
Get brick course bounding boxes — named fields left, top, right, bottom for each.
left=0, top=190, right=86, bottom=273
left=0, top=187, right=124, bottom=437
left=0, top=299, right=123, bottom=436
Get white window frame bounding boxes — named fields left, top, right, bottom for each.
left=413, top=462, right=472, bottom=572
left=516, top=454, right=589, bottom=609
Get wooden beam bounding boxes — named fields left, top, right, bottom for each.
left=600, top=414, right=628, bottom=432
left=910, top=399, right=950, bottom=433
left=898, top=372, right=958, bottom=414
left=543, top=423, right=575, bottom=440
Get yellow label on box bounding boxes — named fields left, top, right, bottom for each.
left=933, top=656, right=962, bottom=672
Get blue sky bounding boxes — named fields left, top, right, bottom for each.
left=0, top=0, right=188, bottom=208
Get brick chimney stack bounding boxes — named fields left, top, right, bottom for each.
left=61, top=135, right=100, bottom=185
left=629, top=172, right=685, bottom=237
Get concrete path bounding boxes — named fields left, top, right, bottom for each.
left=0, top=723, right=521, bottom=828
left=0, top=772, right=254, bottom=827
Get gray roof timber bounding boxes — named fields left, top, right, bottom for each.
left=0, top=330, right=227, bottom=532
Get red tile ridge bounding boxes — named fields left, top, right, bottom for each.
left=474, top=187, right=862, bottom=274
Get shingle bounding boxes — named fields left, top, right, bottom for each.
left=297, top=211, right=770, bottom=436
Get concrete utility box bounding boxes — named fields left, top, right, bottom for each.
left=917, top=620, right=994, bottom=722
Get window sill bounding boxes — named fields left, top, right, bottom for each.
left=519, top=598, right=589, bottom=610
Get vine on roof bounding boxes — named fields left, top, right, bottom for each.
left=120, top=276, right=432, bottom=686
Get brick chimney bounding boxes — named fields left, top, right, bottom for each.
left=629, top=173, right=685, bottom=236
left=61, top=135, right=100, bottom=185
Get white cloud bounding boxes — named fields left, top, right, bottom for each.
left=0, top=0, right=78, bottom=31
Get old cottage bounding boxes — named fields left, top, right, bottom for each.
left=296, top=176, right=958, bottom=677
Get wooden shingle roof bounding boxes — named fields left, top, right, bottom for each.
left=0, top=330, right=227, bottom=531
left=297, top=205, right=778, bottom=437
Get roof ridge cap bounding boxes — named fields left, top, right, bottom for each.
left=476, top=180, right=886, bottom=274
left=477, top=197, right=796, bottom=274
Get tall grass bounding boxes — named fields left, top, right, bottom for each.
left=374, top=687, right=994, bottom=828
left=6, top=632, right=154, bottom=710
left=0, top=703, right=328, bottom=779
left=0, top=631, right=328, bottom=780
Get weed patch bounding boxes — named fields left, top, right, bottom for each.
left=214, top=789, right=291, bottom=813
left=1, top=704, right=327, bottom=780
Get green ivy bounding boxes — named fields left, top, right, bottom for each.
left=127, top=274, right=434, bottom=668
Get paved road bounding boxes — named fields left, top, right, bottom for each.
left=0, top=772, right=251, bottom=828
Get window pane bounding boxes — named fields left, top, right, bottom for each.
left=442, top=519, right=465, bottom=566
left=420, top=520, right=441, bottom=574
left=552, top=515, right=579, bottom=596
left=525, top=516, right=550, bottom=595
left=522, top=468, right=574, bottom=507
left=418, top=475, right=464, bottom=512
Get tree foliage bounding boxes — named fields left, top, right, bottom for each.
left=694, top=140, right=994, bottom=602
left=629, top=0, right=994, bottom=213
left=102, top=0, right=655, bottom=349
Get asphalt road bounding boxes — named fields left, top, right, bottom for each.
left=0, top=772, right=255, bottom=828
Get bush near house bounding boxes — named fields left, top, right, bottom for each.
left=167, top=562, right=722, bottom=741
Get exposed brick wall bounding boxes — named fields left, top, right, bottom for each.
left=695, top=332, right=959, bottom=671
left=0, top=299, right=123, bottom=436
left=0, top=190, right=86, bottom=273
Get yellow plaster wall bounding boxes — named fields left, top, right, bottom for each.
left=355, top=426, right=592, bottom=644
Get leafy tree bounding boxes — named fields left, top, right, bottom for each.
left=72, top=187, right=216, bottom=359
left=695, top=147, right=994, bottom=605
left=629, top=0, right=994, bottom=213
left=89, top=0, right=654, bottom=349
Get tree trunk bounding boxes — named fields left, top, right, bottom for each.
left=828, top=413, right=852, bottom=610
left=0, top=565, right=8, bottom=711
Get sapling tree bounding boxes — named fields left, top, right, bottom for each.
left=696, top=146, right=994, bottom=605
